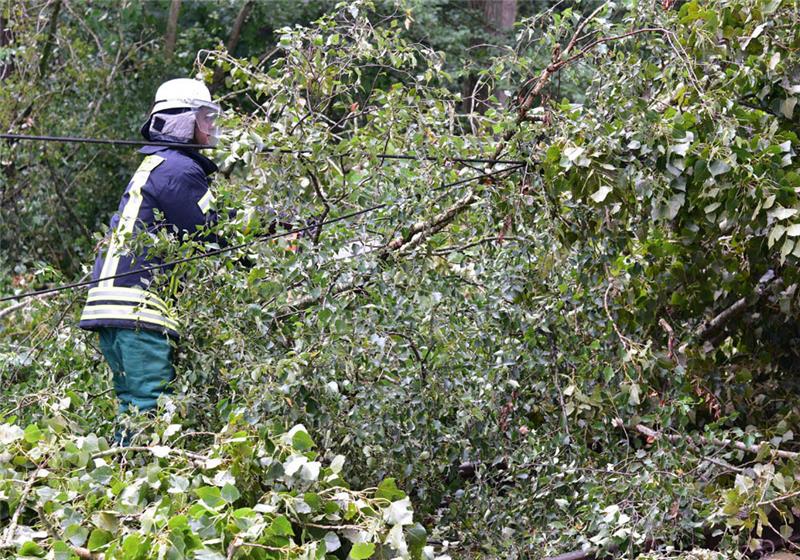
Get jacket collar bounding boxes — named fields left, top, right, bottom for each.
left=139, top=145, right=218, bottom=176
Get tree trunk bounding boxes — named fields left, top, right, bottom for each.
left=164, top=0, right=182, bottom=59
left=462, top=0, right=518, bottom=114
left=478, top=0, right=517, bottom=32
left=210, top=0, right=255, bottom=93
left=0, top=15, right=13, bottom=80
left=38, top=0, right=62, bottom=78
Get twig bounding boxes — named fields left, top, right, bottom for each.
left=497, top=23, right=669, bottom=162
left=696, top=271, right=777, bottom=343
left=556, top=28, right=671, bottom=69
left=603, top=282, right=636, bottom=351
left=37, top=506, right=102, bottom=559
left=759, top=489, right=800, bottom=507
left=544, top=550, right=595, bottom=560
left=658, top=318, right=675, bottom=362
left=432, top=235, right=522, bottom=255
left=0, top=291, right=58, bottom=320
left=305, top=166, right=330, bottom=245
left=0, top=468, right=37, bottom=548
left=386, top=330, right=426, bottom=381
left=562, top=3, right=607, bottom=56
left=226, top=536, right=242, bottom=560
left=91, top=446, right=209, bottom=463
left=703, top=456, right=745, bottom=474
left=237, top=541, right=302, bottom=553
left=634, top=424, right=799, bottom=461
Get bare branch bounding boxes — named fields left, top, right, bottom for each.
left=634, top=424, right=799, bottom=461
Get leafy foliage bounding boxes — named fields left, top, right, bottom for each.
left=2, top=0, right=800, bottom=558
left=0, top=416, right=425, bottom=558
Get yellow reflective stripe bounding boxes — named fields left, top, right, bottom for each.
left=99, top=155, right=165, bottom=287
left=80, top=312, right=179, bottom=332
left=80, top=304, right=180, bottom=331
left=86, top=287, right=170, bottom=315
left=87, top=285, right=169, bottom=306
left=197, top=189, right=215, bottom=214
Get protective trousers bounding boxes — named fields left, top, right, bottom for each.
left=97, top=326, right=175, bottom=413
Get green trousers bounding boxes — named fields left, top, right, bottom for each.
left=98, top=327, right=175, bottom=413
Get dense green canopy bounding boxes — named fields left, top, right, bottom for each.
left=2, top=0, right=800, bottom=558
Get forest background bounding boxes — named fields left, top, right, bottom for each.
left=1, top=0, right=799, bottom=559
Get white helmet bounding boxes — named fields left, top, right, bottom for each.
left=150, top=78, right=219, bottom=114
left=141, top=78, right=222, bottom=144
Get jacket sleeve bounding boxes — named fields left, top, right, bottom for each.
left=156, top=165, right=221, bottom=242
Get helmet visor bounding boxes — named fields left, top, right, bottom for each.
left=193, top=105, right=222, bottom=146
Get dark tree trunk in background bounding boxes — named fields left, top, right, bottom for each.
left=0, top=16, right=13, bottom=80
left=165, top=0, right=182, bottom=59
left=477, top=0, right=518, bottom=32
left=38, top=0, right=62, bottom=78
left=462, top=0, right=517, bottom=115
left=210, top=0, right=255, bottom=94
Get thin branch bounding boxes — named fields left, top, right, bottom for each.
left=696, top=271, right=777, bottom=343
left=305, top=167, right=330, bottom=245
left=386, top=330, right=426, bottom=381
left=563, top=2, right=607, bottom=56
left=495, top=26, right=669, bottom=162
left=759, top=489, right=800, bottom=508
left=91, top=446, right=209, bottom=463
left=634, top=424, right=799, bottom=461
left=211, top=0, right=255, bottom=93
left=0, top=292, right=58, bottom=320
left=0, top=468, right=38, bottom=548
left=432, top=235, right=522, bottom=255
left=556, top=28, right=671, bottom=69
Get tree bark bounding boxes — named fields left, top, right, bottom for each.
left=474, top=0, right=517, bottom=33
left=38, top=0, right=62, bottom=78
left=0, top=15, right=14, bottom=80
left=210, top=0, right=255, bottom=93
left=462, top=0, right=517, bottom=114
left=164, top=0, right=182, bottom=59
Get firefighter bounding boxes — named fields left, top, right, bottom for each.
left=78, top=78, right=222, bottom=442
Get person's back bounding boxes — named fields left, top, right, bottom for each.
left=79, top=144, right=218, bottom=337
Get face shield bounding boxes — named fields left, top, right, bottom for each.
left=192, top=104, right=222, bottom=147
left=143, top=97, right=223, bottom=145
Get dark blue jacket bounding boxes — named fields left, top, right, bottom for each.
left=79, top=145, right=218, bottom=338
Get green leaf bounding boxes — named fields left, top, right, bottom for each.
left=24, top=423, right=42, bottom=443
left=18, top=541, right=45, bottom=557
left=708, top=160, right=732, bottom=177
left=303, top=492, right=322, bottom=511
left=349, top=542, right=376, bottom=559
left=195, top=486, right=223, bottom=508
left=168, top=515, right=189, bottom=530
left=91, top=511, right=119, bottom=532
left=589, top=185, right=612, bottom=203
left=87, top=529, right=112, bottom=551
left=406, top=522, right=427, bottom=557
left=376, top=478, right=406, bottom=501
left=291, top=429, right=315, bottom=451
left=221, top=483, right=240, bottom=503
left=269, top=515, right=294, bottom=536
left=64, top=523, right=89, bottom=547
left=122, top=533, right=145, bottom=557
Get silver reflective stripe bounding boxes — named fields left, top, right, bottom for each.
left=197, top=189, right=215, bottom=214
left=86, top=286, right=169, bottom=314
left=80, top=304, right=180, bottom=332
left=99, top=155, right=165, bottom=287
